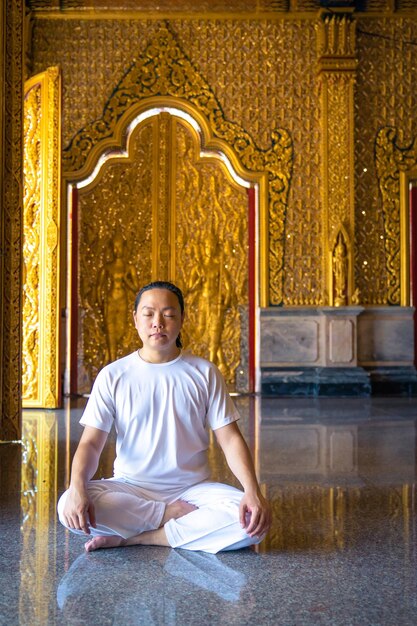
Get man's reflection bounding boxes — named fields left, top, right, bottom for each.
left=57, top=547, right=253, bottom=625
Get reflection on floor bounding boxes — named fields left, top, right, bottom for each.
left=1, top=396, right=417, bottom=625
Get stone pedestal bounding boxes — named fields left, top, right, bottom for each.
left=259, top=306, right=416, bottom=396
left=357, top=306, right=417, bottom=395
left=321, top=307, right=362, bottom=367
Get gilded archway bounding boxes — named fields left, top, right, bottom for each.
left=67, top=104, right=258, bottom=393
left=63, top=25, right=293, bottom=307
left=63, top=25, right=293, bottom=393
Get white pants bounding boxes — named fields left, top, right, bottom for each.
left=57, top=479, right=262, bottom=554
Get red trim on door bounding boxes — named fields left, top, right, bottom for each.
left=247, top=186, right=256, bottom=393
left=410, top=186, right=417, bottom=368
left=70, top=186, right=79, bottom=395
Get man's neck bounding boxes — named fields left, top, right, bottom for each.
left=138, top=347, right=181, bottom=364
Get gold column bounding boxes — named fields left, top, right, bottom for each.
left=317, top=8, right=358, bottom=306
left=0, top=0, right=24, bottom=440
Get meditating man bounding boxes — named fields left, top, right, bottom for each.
left=58, top=281, right=271, bottom=553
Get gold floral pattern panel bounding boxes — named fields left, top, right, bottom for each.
left=355, top=17, right=417, bottom=304
left=76, top=120, right=154, bottom=393
left=375, top=127, right=417, bottom=305
left=32, top=14, right=417, bottom=310
left=177, top=19, right=319, bottom=306
left=23, top=85, right=41, bottom=403
left=23, top=67, right=61, bottom=408
left=318, top=12, right=357, bottom=306
left=173, top=117, right=249, bottom=388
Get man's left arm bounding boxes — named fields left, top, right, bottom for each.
left=214, top=421, right=271, bottom=538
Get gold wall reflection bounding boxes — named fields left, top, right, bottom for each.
left=259, top=483, right=416, bottom=553
left=206, top=410, right=417, bottom=554
left=19, top=411, right=58, bottom=624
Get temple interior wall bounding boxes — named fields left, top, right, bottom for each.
left=3, top=5, right=417, bottom=437
left=29, top=13, right=417, bottom=396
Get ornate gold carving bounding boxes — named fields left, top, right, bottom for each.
left=174, top=118, right=248, bottom=386
left=30, top=13, right=417, bottom=311
left=97, top=231, right=140, bottom=364
left=318, top=11, right=357, bottom=305
left=317, top=11, right=357, bottom=67
left=156, top=112, right=171, bottom=280
left=63, top=26, right=292, bottom=306
left=34, top=19, right=332, bottom=306
left=22, top=85, right=41, bottom=401
left=354, top=18, right=417, bottom=305
left=76, top=121, right=153, bottom=391
left=23, top=66, right=61, bottom=408
left=332, top=231, right=348, bottom=307
left=1, top=0, right=24, bottom=440
left=26, top=0, right=416, bottom=13
left=75, top=111, right=249, bottom=390
left=375, top=127, right=417, bottom=305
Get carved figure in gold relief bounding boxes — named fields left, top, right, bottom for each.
left=97, top=231, right=139, bottom=362
left=77, top=122, right=153, bottom=391
left=333, top=232, right=348, bottom=307
left=188, top=229, right=236, bottom=377
left=174, top=121, right=248, bottom=388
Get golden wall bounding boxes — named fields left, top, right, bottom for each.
left=355, top=17, right=417, bottom=305
left=28, top=10, right=417, bottom=311
left=31, top=16, right=320, bottom=308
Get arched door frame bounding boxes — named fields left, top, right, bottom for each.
left=63, top=97, right=268, bottom=393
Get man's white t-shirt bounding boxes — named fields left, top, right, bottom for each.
left=80, top=351, right=240, bottom=492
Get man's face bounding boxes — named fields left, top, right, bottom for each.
left=133, top=288, right=184, bottom=359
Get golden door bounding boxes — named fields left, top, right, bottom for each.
left=22, top=67, right=61, bottom=409
left=70, top=109, right=251, bottom=394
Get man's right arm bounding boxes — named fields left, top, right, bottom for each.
left=61, top=425, right=108, bottom=535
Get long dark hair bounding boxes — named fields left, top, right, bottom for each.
left=134, top=281, right=184, bottom=348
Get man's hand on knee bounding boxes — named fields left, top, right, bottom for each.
left=239, top=491, right=271, bottom=538
left=62, top=486, right=96, bottom=535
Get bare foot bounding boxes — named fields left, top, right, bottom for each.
left=161, top=499, right=198, bottom=526
left=84, top=500, right=197, bottom=552
left=86, top=527, right=171, bottom=550
left=85, top=535, right=126, bottom=552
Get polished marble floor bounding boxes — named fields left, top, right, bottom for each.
left=2, top=396, right=417, bottom=625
